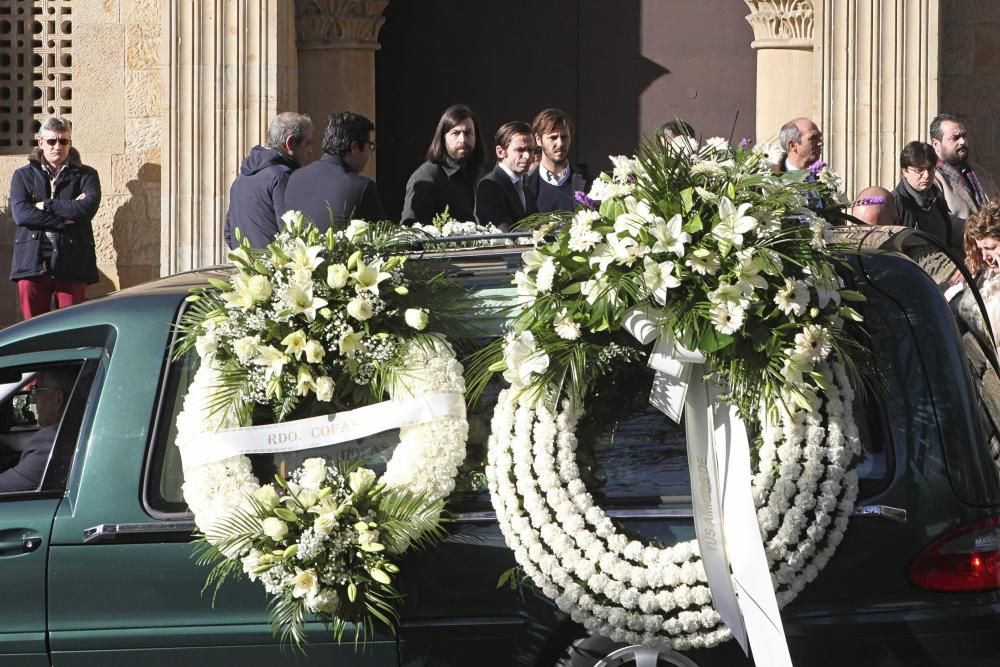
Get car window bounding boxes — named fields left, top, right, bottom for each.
left=0, top=361, right=88, bottom=497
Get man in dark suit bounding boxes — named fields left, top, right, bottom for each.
left=474, top=121, right=537, bottom=231
left=524, top=109, right=591, bottom=214
left=283, top=112, right=386, bottom=230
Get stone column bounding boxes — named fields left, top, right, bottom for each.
left=295, top=0, right=388, bottom=178
left=813, top=0, right=939, bottom=197
left=162, top=1, right=297, bottom=275
left=745, top=0, right=816, bottom=143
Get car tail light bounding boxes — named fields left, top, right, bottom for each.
left=907, top=517, right=1000, bottom=592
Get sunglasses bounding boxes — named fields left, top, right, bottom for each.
left=42, top=138, right=70, bottom=146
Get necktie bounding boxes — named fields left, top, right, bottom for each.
left=515, top=178, right=526, bottom=211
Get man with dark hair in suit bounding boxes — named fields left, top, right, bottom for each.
left=402, top=104, right=485, bottom=225
left=525, top=108, right=590, bottom=214
left=930, top=112, right=999, bottom=230
left=283, top=111, right=385, bottom=230
left=474, top=122, right=537, bottom=231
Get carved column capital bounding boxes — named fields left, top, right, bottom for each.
left=295, top=0, right=388, bottom=50
left=744, top=0, right=814, bottom=50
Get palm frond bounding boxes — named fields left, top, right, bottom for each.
left=376, top=489, right=447, bottom=553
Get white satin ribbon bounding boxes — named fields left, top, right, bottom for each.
left=179, top=391, right=466, bottom=471
left=623, top=306, right=793, bottom=667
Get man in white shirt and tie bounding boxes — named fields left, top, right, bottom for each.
left=474, top=121, right=537, bottom=231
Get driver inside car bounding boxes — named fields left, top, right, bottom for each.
left=0, top=367, right=74, bottom=493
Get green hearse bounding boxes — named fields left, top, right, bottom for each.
left=2, top=227, right=1000, bottom=667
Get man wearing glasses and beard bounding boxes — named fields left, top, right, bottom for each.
left=9, top=117, right=101, bottom=319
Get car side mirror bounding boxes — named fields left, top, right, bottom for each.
left=9, top=391, right=38, bottom=429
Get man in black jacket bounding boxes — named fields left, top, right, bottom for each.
left=283, top=111, right=386, bottom=230
left=224, top=112, right=313, bottom=249
left=474, top=121, right=537, bottom=231
left=402, top=105, right=485, bottom=225
left=9, top=117, right=101, bottom=319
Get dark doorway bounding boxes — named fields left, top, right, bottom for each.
left=374, top=0, right=756, bottom=222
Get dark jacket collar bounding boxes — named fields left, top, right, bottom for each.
left=321, top=152, right=354, bottom=173
left=29, top=146, right=82, bottom=169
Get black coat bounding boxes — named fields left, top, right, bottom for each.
left=224, top=146, right=298, bottom=249
left=894, top=180, right=955, bottom=250
left=283, top=153, right=386, bottom=231
left=474, top=165, right=537, bottom=231
left=9, top=147, right=101, bottom=283
left=401, top=159, right=478, bottom=225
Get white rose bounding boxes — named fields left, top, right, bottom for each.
left=327, top=264, right=349, bottom=289
left=315, top=376, right=335, bottom=401
left=261, top=517, right=288, bottom=541
left=299, top=458, right=328, bottom=489
left=347, top=297, right=374, bottom=321
left=304, top=340, right=325, bottom=363
left=253, top=485, right=280, bottom=511
left=233, top=336, right=259, bottom=363
left=348, top=468, right=377, bottom=496
left=346, top=219, right=369, bottom=242
left=195, top=331, right=218, bottom=357
left=404, top=308, right=429, bottom=331
left=246, top=274, right=272, bottom=303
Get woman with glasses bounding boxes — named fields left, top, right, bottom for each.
left=894, top=141, right=958, bottom=254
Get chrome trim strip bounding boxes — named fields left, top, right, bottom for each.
left=452, top=507, right=694, bottom=523
left=852, top=505, right=907, bottom=523
left=83, top=521, right=197, bottom=543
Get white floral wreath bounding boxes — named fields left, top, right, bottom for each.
left=487, top=359, right=860, bottom=650
left=174, top=336, right=469, bottom=610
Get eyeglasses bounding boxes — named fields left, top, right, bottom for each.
left=42, top=138, right=70, bottom=146
left=29, top=386, right=62, bottom=399
left=905, top=166, right=934, bottom=176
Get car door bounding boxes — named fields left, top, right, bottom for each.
left=45, top=317, right=398, bottom=666
left=0, top=350, right=101, bottom=667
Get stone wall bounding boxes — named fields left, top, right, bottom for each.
left=940, top=0, right=1000, bottom=181
left=0, top=0, right=161, bottom=327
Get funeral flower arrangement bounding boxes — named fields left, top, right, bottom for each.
left=173, top=214, right=470, bottom=646
left=472, top=136, right=870, bottom=649
left=412, top=206, right=517, bottom=247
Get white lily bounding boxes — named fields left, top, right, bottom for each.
left=640, top=257, right=680, bottom=305
left=650, top=214, right=691, bottom=257
left=712, top=196, right=758, bottom=249
left=352, top=258, right=392, bottom=294
left=290, top=237, right=324, bottom=274
left=284, top=278, right=327, bottom=321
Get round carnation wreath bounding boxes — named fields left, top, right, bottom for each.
left=477, top=134, right=869, bottom=651
left=176, top=336, right=469, bottom=535
left=486, top=360, right=860, bottom=650
left=171, top=215, right=474, bottom=645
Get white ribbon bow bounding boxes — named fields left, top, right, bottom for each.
left=623, top=305, right=793, bottom=667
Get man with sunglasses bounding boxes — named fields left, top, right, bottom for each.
left=9, top=117, right=101, bottom=319
left=0, top=367, right=75, bottom=493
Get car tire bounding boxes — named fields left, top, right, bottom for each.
left=552, top=634, right=702, bottom=667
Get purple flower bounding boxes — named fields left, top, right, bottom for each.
left=739, top=137, right=751, bottom=149
left=807, top=160, right=827, bottom=176
left=853, top=196, right=886, bottom=206
left=574, top=190, right=598, bottom=210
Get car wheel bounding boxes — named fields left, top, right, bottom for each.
left=553, top=634, right=701, bottom=667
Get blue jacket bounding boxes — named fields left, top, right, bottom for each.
left=283, top=153, right=386, bottom=231
left=224, top=146, right=298, bottom=249
left=9, top=148, right=101, bottom=283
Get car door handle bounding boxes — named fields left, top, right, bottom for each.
left=0, top=528, right=43, bottom=555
